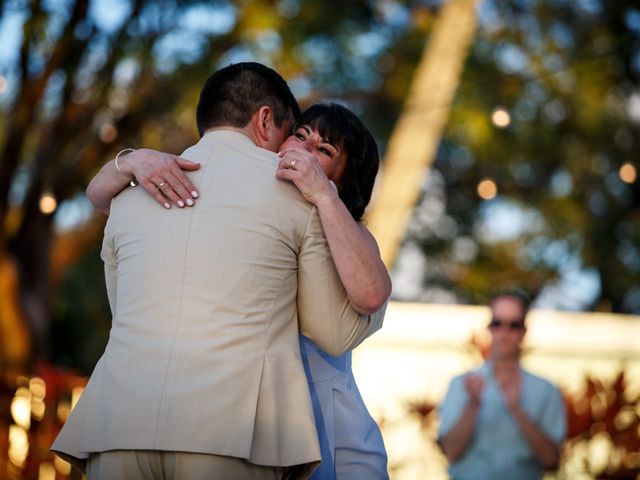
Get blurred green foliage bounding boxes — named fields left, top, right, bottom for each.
left=393, top=0, right=640, bottom=313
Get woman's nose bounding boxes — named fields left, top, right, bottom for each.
left=301, top=139, right=314, bottom=152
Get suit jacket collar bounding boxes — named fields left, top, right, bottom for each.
left=199, top=129, right=257, bottom=150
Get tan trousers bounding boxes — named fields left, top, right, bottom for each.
left=86, top=450, right=285, bottom=480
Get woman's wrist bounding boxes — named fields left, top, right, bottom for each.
left=314, top=187, right=342, bottom=211
left=114, top=148, right=138, bottom=186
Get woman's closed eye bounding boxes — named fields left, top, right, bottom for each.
left=318, top=146, right=334, bottom=157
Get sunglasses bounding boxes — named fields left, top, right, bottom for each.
left=488, top=319, right=525, bottom=330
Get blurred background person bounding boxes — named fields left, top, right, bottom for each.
left=437, top=291, right=566, bottom=480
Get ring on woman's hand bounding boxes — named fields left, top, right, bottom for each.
left=157, top=181, right=166, bottom=189
left=290, top=160, right=297, bottom=170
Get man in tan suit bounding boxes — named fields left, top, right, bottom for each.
left=51, top=63, right=385, bottom=479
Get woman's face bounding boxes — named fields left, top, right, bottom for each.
left=280, top=125, right=348, bottom=184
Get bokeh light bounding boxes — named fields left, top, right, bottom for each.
left=30, top=376, right=46, bottom=399
left=39, top=462, right=56, bottom=480
left=99, top=123, right=118, bottom=143
left=477, top=178, right=498, bottom=200
left=54, top=456, right=72, bottom=475
left=39, top=192, right=58, bottom=215
left=619, top=163, right=637, bottom=184
left=8, top=425, right=28, bottom=468
left=491, top=107, right=511, bottom=128
left=11, top=387, right=31, bottom=430
left=57, top=400, right=71, bottom=423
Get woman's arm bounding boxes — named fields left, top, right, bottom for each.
left=313, top=195, right=391, bottom=314
left=86, top=148, right=200, bottom=214
left=276, top=149, right=391, bottom=314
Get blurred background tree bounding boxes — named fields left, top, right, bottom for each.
left=0, top=0, right=415, bottom=373
left=391, top=0, right=640, bottom=314
left=0, top=0, right=638, bottom=372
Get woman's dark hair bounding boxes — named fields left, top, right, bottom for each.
left=294, top=103, right=380, bottom=221
left=196, top=62, right=300, bottom=136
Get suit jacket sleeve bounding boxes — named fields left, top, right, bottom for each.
left=100, top=230, right=117, bottom=316
left=297, top=208, right=386, bottom=356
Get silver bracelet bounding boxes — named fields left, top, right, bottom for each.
left=114, top=148, right=137, bottom=186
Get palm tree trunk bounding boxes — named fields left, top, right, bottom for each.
left=366, top=0, right=479, bottom=268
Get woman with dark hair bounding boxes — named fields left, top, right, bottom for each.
left=87, top=103, right=391, bottom=479
left=282, top=103, right=379, bottom=221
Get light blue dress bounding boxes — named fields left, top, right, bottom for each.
left=299, top=335, right=389, bottom=480
left=438, top=361, right=566, bottom=480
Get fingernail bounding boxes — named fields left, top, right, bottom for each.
left=192, top=191, right=199, bottom=198
left=277, top=151, right=283, bottom=157
left=164, top=203, right=171, bottom=209
left=178, top=200, right=185, bottom=208
left=186, top=198, right=194, bottom=206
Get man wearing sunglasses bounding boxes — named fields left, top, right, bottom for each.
left=437, top=291, right=566, bottom=480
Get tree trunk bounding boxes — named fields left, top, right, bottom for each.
left=365, top=0, right=479, bottom=268
left=0, top=251, right=30, bottom=371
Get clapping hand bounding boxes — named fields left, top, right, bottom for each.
left=464, top=374, right=485, bottom=406
left=497, top=372, right=522, bottom=411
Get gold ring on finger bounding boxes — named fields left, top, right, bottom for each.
left=290, top=160, right=297, bottom=170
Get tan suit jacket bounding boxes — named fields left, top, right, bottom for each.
left=51, top=131, right=385, bottom=475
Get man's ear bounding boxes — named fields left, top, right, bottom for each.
left=255, top=106, right=272, bottom=143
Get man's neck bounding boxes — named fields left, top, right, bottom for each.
left=491, top=355, right=520, bottom=376
left=203, top=126, right=259, bottom=146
